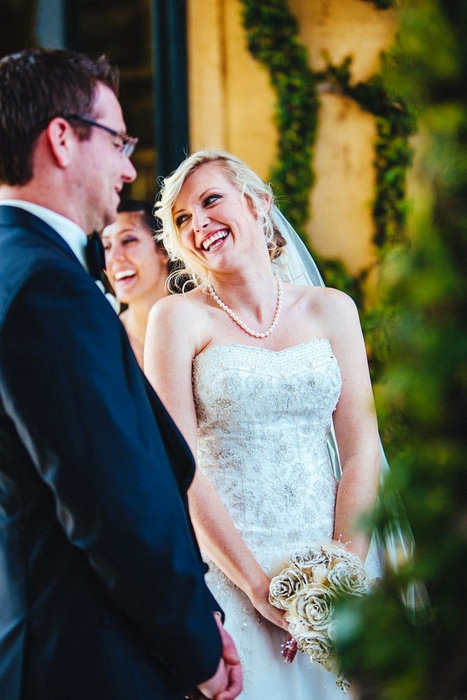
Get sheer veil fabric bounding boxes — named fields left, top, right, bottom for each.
left=271, top=207, right=429, bottom=617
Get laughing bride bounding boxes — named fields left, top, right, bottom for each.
left=144, top=149, right=383, bottom=698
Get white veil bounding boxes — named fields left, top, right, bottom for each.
left=271, top=206, right=429, bottom=618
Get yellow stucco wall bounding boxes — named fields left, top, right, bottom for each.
left=187, top=0, right=397, bottom=275
left=187, top=0, right=277, bottom=177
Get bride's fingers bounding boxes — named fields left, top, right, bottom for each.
left=255, top=601, right=289, bottom=631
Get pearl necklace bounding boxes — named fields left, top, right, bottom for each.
left=208, top=276, right=283, bottom=339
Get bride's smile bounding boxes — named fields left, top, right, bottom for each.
left=201, top=228, right=230, bottom=251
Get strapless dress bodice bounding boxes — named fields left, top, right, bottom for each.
left=192, top=339, right=342, bottom=570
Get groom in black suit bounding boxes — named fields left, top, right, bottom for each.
left=0, top=48, right=242, bottom=699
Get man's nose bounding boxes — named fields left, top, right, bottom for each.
left=123, top=157, right=137, bottom=183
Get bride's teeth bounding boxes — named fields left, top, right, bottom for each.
left=203, top=230, right=228, bottom=251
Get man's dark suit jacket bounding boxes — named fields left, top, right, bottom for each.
left=0, top=206, right=222, bottom=699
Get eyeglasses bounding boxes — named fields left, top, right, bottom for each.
left=65, top=114, right=139, bottom=158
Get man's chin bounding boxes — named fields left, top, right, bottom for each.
left=100, top=209, right=119, bottom=232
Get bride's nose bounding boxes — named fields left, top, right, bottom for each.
left=193, top=210, right=209, bottom=233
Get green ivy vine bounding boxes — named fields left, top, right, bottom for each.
left=239, top=0, right=414, bottom=305
left=240, top=1, right=318, bottom=239
left=315, top=57, right=416, bottom=250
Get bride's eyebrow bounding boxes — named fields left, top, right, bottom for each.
left=173, top=188, right=221, bottom=217
left=201, top=188, right=225, bottom=202
left=198, top=188, right=219, bottom=201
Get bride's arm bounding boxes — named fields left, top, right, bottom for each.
left=188, top=469, right=287, bottom=631
left=324, top=289, right=381, bottom=563
left=144, top=296, right=288, bottom=632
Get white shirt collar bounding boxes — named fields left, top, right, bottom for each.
left=0, top=200, right=88, bottom=269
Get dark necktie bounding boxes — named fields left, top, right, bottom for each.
left=85, top=231, right=106, bottom=281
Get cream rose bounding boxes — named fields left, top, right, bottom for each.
left=327, top=543, right=362, bottom=567
left=289, top=584, right=335, bottom=630
left=290, top=546, right=330, bottom=572
left=296, top=630, right=334, bottom=663
left=326, top=562, right=372, bottom=597
left=269, top=566, right=308, bottom=609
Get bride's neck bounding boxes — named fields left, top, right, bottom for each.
left=209, top=269, right=278, bottom=312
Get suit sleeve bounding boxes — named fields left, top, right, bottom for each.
left=0, top=262, right=222, bottom=691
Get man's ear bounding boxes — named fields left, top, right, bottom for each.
left=45, top=117, right=76, bottom=168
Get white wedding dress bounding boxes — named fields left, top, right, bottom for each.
left=193, top=339, right=363, bottom=698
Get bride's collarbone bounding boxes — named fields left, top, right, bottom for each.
left=198, top=287, right=327, bottom=350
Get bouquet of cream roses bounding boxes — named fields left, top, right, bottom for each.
left=268, top=542, right=374, bottom=692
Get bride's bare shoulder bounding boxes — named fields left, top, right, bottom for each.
left=148, top=288, right=211, bottom=329
left=291, top=286, right=360, bottom=335
left=290, top=283, right=356, bottom=311
left=151, top=287, right=206, bottom=312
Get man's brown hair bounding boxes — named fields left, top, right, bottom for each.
left=0, top=48, right=119, bottom=186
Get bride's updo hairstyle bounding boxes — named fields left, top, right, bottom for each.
left=155, top=149, right=287, bottom=290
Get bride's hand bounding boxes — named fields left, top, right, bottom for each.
left=247, top=576, right=289, bottom=632
left=254, top=597, right=289, bottom=632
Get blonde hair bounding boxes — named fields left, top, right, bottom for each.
left=155, top=149, right=286, bottom=290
